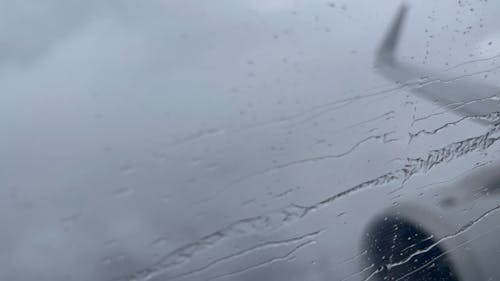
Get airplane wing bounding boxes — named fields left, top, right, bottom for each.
left=376, top=5, right=500, bottom=124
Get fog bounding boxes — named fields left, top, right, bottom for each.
left=2, top=1, right=500, bottom=280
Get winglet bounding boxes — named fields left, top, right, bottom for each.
left=373, top=4, right=500, bottom=126
left=375, top=4, right=408, bottom=67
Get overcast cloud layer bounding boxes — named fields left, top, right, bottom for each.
left=1, top=1, right=500, bottom=280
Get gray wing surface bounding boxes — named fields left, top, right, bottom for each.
left=376, top=5, right=500, bottom=124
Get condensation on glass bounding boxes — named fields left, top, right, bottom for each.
left=2, top=1, right=500, bottom=281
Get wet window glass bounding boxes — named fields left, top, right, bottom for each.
left=2, top=1, right=500, bottom=281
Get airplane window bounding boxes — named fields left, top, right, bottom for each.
left=2, top=1, right=500, bottom=281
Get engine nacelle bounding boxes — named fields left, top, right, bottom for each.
left=360, top=164, right=500, bottom=281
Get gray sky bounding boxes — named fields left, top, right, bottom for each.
left=1, top=1, right=500, bottom=281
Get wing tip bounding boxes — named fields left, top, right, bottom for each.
left=375, top=4, right=409, bottom=67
